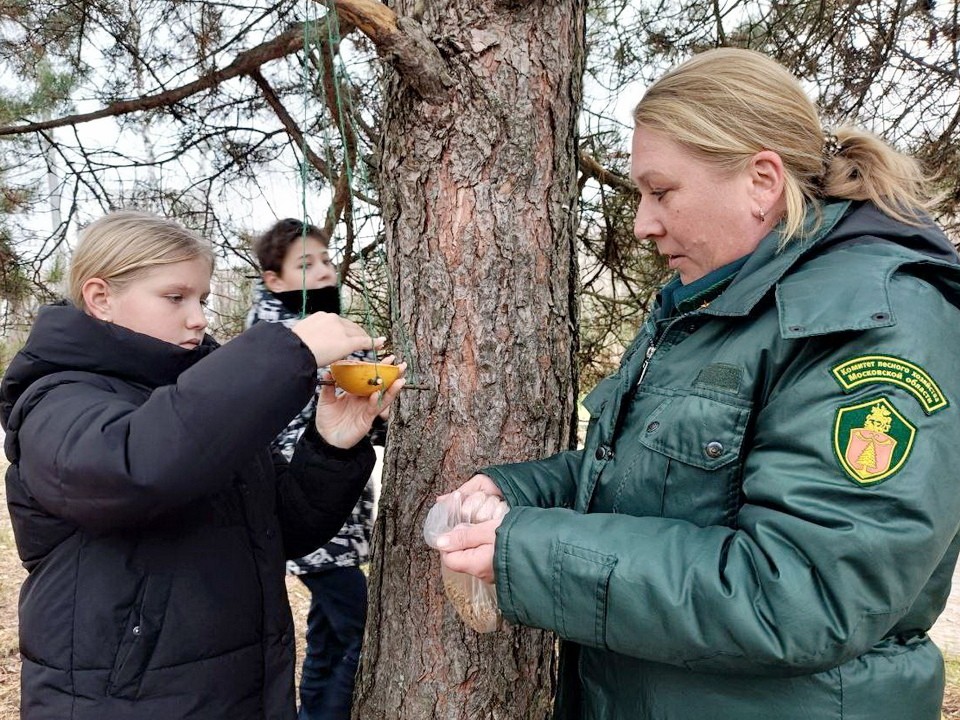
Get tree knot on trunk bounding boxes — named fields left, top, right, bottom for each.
left=386, top=17, right=456, bottom=103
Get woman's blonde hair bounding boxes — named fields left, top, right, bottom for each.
left=68, top=210, right=214, bottom=307
left=633, top=47, right=937, bottom=241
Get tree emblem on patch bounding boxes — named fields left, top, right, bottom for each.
left=834, top=397, right=916, bottom=485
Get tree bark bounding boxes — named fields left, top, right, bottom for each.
left=355, top=0, right=585, bottom=717
left=330, top=0, right=454, bottom=101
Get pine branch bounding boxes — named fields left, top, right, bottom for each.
left=249, top=69, right=334, bottom=180
left=579, top=150, right=637, bottom=195
left=0, top=27, right=308, bottom=137
left=326, top=0, right=454, bottom=101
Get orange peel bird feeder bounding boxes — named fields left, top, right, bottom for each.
left=325, top=360, right=402, bottom=397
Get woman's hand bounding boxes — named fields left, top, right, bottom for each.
left=431, top=477, right=506, bottom=584
left=291, top=312, right=384, bottom=368
left=436, top=514, right=505, bottom=585
left=315, top=360, right=405, bottom=448
left=439, top=474, right=503, bottom=503
left=459, top=490, right=507, bottom=524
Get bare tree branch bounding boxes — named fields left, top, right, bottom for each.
left=0, top=26, right=308, bottom=137
left=324, top=0, right=455, bottom=101
left=249, top=69, right=334, bottom=180
left=579, top=150, right=637, bottom=195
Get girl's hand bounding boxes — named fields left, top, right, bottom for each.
left=315, top=361, right=405, bottom=448
left=291, top=312, right=384, bottom=368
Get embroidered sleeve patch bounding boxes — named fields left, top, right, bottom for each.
left=832, top=355, right=947, bottom=414
left=833, top=396, right=916, bottom=485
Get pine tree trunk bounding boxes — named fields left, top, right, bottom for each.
left=354, top=1, right=585, bottom=718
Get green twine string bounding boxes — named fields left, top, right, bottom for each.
left=299, top=8, right=315, bottom=320
left=300, top=1, right=421, bottom=388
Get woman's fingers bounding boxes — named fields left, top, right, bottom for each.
left=437, top=474, right=503, bottom=504
left=435, top=517, right=500, bottom=552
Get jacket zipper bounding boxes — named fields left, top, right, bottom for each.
left=636, top=312, right=698, bottom=387
left=636, top=342, right=657, bottom=386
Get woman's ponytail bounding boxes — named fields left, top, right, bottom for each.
left=821, top=125, right=939, bottom=225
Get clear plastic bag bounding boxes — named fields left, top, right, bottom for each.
left=423, top=490, right=509, bottom=633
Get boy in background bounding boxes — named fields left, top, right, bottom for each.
left=247, top=218, right=379, bottom=720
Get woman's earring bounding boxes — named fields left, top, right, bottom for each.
left=757, top=207, right=766, bottom=223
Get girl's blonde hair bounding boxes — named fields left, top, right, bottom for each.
left=68, top=210, right=214, bottom=307
left=633, top=47, right=937, bottom=241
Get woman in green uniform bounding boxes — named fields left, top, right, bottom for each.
left=437, top=47, right=960, bottom=720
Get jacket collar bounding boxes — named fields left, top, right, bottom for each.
left=1, top=301, right=217, bottom=426
left=245, top=281, right=340, bottom=328
left=699, top=200, right=960, bottom=338
left=704, top=200, right=851, bottom=317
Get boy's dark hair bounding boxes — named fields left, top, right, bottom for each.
left=253, top=218, right=330, bottom=273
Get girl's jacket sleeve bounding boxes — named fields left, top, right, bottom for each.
left=274, top=422, right=374, bottom=560
left=12, top=322, right=367, bottom=533
left=492, top=272, right=960, bottom=675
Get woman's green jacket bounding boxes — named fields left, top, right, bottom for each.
left=487, top=201, right=960, bottom=719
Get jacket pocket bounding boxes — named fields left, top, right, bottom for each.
left=107, top=573, right=172, bottom=699
left=634, top=391, right=752, bottom=527
left=553, top=541, right=617, bottom=648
